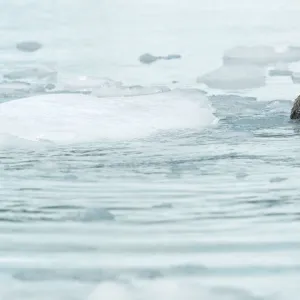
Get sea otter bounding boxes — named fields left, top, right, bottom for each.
left=290, top=95, right=300, bottom=119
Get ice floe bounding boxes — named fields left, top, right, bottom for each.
left=223, top=46, right=278, bottom=66
left=0, top=90, right=217, bottom=145
left=268, top=63, right=292, bottom=77
left=16, top=41, right=43, bottom=53
left=139, top=53, right=182, bottom=64
left=277, top=46, right=300, bottom=63
left=3, top=66, right=57, bottom=82
left=197, top=65, right=266, bottom=90
left=243, top=76, right=298, bottom=102
left=291, top=72, right=300, bottom=84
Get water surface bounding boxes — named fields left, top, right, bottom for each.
left=0, top=0, right=300, bottom=299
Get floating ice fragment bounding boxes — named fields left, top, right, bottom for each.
left=223, top=46, right=278, bottom=66
left=16, top=41, right=42, bottom=52
left=243, top=75, right=298, bottom=102
left=87, top=280, right=266, bottom=300
left=92, top=84, right=171, bottom=97
left=0, top=81, right=32, bottom=96
left=269, top=177, right=287, bottom=183
left=197, top=65, right=266, bottom=90
left=139, top=53, right=158, bottom=64
left=291, top=72, right=300, bottom=84
left=277, top=46, right=300, bottom=63
left=4, top=67, right=57, bottom=81
left=57, top=75, right=121, bottom=93
left=76, top=208, right=115, bottom=222
left=139, top=53, right=181, bottom=64
left=55, top=75, right=171, bottom=97
left=269, top=63, right=292, bottom=77
left=0, top=91, right=217, bottom=144
left=165, top=54, right=181, bottom=60
left=88, top=282, right=132, bottom=300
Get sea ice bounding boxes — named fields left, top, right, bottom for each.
left=277, top=46, right=300, bottom=63
left=223, top=46, right=278, bottom=66
left=0, top=90, right=217, bottom=144
left=243, top=75, right=298, bottom=102
left=0, top=81, right=32, bottom=97
left=268, top=63, right=292, bottom=77
left=16, top=41, right=42, bottom=52
left=92, top=84, right=171, bottom=98
left=197, top=65, right=266, bottom=90
left=139, top=53, right=181, bottom=64
left=57, top=75, right=121, bottom=92
left=291, top=72, right=300, bottom=84
left=4, top=67, right=57, bottom=82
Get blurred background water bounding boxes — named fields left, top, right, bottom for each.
left=0, top=0, right=300, bottom=299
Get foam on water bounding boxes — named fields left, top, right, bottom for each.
left=0, top=90, right=217, bottom=145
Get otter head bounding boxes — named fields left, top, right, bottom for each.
left=290, top=95, right=300, bottom=120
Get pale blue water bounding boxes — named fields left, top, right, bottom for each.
left=0, top=1, right=300, bottom=299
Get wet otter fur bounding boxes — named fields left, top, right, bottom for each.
left=290, top=95, right=300, bottom=119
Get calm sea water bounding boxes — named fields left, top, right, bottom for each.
left=0, top=1, right=300, bottom=299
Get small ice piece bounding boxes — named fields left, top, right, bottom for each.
left=243, top=75, right=299, bottom=102
left=0, top=81, right=31, bottom=93
left=139, top=53, right=181, bottom=64
left=277, top=46, right=300, bottom=63
left=139, top=53, right=160, bottom=64
left=197, top=65, right=266, bottom=90
left=92, top=84, right=171, bottom=97
left=0, top=91, right=217, bottom=143
left=0, top=81, right=32, bottom=98
left=59, top=75, right=121, bottom=92
left=223, top=46, right=278, bottom=66
left=4, top=67, right=57, bottom=81
left=76, top=208, right=115, bottom=222
left=291, top=72, right=300, bottom=84
left=165, top=54, right=181, bottom=60
left=269, top=63, right=292, bottom=76
left=44, top=83, right=56, bottom=90
left=16, top=41, right=42, bottom=52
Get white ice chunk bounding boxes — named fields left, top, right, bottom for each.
left=0, top=90, right=217, bottom=145
left=16, top=41, right=42, bottom=52
left=291, top=72, right=300, bottom=84
left=197, top=65, right=266, bottom=90
left=57, top=75, right=121, bottom=92
left=3, top=66, right=57, bottom=82
left=277, top=46, right=300, bottom=63
left=0, top=81, right=31, bottom=94
left=92, top=85, right=171, bottom=98
left=223, top=46, right=278, bottom=66
left=268, top=63, right=292, bottom=77
left=55, top=75, right=171, bottom=97
left=243, top=76, right=298, bottom=102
